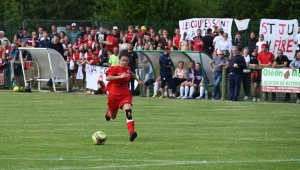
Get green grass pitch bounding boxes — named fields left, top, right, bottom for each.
left=0, top=91, right=299, bottom=169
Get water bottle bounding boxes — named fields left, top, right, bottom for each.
left=146, top=87, right=150, bottom=97
left=164, top=88, right=168, bottom=97
left=205, top=90, right=208, bottom=100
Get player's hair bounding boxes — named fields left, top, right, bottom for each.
left=178, top=61, right=184, bottom=64
left=119, top=50, right=130, bottom=59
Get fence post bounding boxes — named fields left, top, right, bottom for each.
left=221, top=67, right=228, bottom=100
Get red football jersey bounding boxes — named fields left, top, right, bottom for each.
left=86, top=52, right=93, bottom=61
left=105, top=35, right=114, bottom=52
left=191, top=39, right=204, bottom=51
left=173, top=35, right=181, bottom=48
left=126, top=33, right=133, bottom=43
left=87, top=41, right=95, bottom=48
left=106, top=65, right=131, bottom=97
left=73, top=51, right=81, bottom=61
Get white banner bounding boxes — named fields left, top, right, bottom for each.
left=85, top=65, right=139, bottom=91
left=259, top=19, right=298, bottom=60
left=234, top=19, right=250, bottom=31
left=179, top=18, right=233, bottom=40
left=261, top=68, right=300, bottom=93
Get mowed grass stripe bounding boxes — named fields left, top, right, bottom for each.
left=0, top=91, right=299, bottom=169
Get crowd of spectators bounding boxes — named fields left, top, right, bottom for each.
left=0, top=23, right=299, bottom=103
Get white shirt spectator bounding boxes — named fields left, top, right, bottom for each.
left=213, top=35, right=223, bottom=51
left=295, top=33, right=300, bottom=50
left=217, top=39, right=232, bottom=54
left=244, top=55, right=250, bottom=66
left=256, top=40, right=266, bottom=53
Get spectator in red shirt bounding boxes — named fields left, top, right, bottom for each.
left=102, top=29, right=114, bottom=52
left=73, top=35, right=84, bottom=50
left=86, top=34, right=95, bottom=49
left=126, top=25, right=134, bottom=43
left=27, top=31, right=39, bottom=47
left=191, top=29, right=204, bottom=52
left=258, top=43, right=276, bottom=101
left=173, top=28, right=181, bottom=49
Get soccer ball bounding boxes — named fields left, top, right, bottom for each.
left=13, top=86, right=19, bottom=92
left=92, top=131, right=107, bottom=145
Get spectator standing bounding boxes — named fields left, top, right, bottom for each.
left=217, top=33, right=232, bottom=58
left=213, top=30, right=224, bottom=56
left=86, top=34, right=95, bottom=49
left=246, top=31, right=258, bottom=54
left=63, top=36, right=72, bottom=60
left=49, top=35, right=64, bottom=56
left=112, top=26, right=120, bottom=49
left=149, top=27, right=156, bottom=40
left=70, top=23, right=81, bottom=44
left=103, top=29, right=114, bottom=52
left=59, top=31, right=66, bottom=44
left=49, top=25, right=60, bottom=39
left=234, top=32, right=244, bottom=53
left=39, top=32, right=51, bottom=48
left=21, top=29, right=32, bottom=43
left=78, top=25, right=86, bottom=37
left=258, top=43, right=275, bottom=101
left=126, top=25, right=134, bottom=43
left=160, top=30, right=170, bottom=50
left=97, top=26, right=107, bottom=50
left=289, top=51, right=300, bottom=103
left=134, top=38, right=144, bottom=50
left=127, top=42, right=139, bottom=95
left=119, top=36, right=128, bottom=51
left=159, top=47, right=175, bottom=98
left=210, top=52, right=229, bottom=100
left=153, top=35, right=160, bottom=49
left=295, top=27, right=300, bottom=52
left=38, top=27, right=44, bottom=40
left=108, top=47, right=119, bottom=67
left=256, top=34, right=266, bottom=53
left=190, top=29, right=204, bottom=52
left=173, top=28, right=181, bottom=49
left=249, top=46, right=261, bottom=101
left=10, top=44, right=21, bottom=84
left=27, top=31, right=39, bottom=47
left=65, top=24, right=72, bottom=40
left=0, top=31, right=11, bottom=48
left=241, top=47, right=251, bottom=100
left=228, top=46, right=246, bottom=101
left=93, top=42, right=102, bottom=57
left=13, top=26, right=24, bottom=45
left=272, top=49, right=290, bottom=102
left=202, top=28, right=214, bottom=56
left=179, top=32, right=190, bottom=51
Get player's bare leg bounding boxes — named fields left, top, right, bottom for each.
left=123, top=103, right=137, bottom=142
left=105, top=109, right=117, bottom=121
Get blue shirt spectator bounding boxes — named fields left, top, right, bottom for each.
left=39, top=32, right=51, bottom=48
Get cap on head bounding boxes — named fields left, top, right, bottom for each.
left=75, top=46, right=79, bottom=49
left=218, top=26, right=223, bottom=31
left=164, top=46, right=170, bottom=50
left=11, top=43, right=16, bottom=47
left=261, top=44, right=267, bottom=48
left=141, top=26, right=147, bottom=30
left=71, top=23, right=76, bottom=27
left=18, top=26, right=23, bottom=30
left=113, top=26, right=118, bottom=30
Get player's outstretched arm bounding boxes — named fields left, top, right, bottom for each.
left=130, top=71, right=145, bottom=86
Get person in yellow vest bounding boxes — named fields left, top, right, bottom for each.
left=108, top=47, right=119, bottom=67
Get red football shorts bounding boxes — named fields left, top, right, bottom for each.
left=107, top=94, right=132, bottom=113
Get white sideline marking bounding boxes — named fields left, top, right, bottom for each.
left=0, top=158, right=299, bottom=170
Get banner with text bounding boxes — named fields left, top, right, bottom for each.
left=179, top=18, right=233, bottom=40
left=85, top=65, right=138, bottom=91
left=261, top=68, right=300, bottom=93
left=259, top=19, right=298, bottom=60
left=234, top=19, right=250, bottom=31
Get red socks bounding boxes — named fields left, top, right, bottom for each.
left=126, top=121, right=135, bottom=134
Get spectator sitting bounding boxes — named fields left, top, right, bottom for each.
left=0, top=31, right=11, bottom=48
left=108, top=47, right=119, bottom=67
left=177, top=60, right=195, bottom=99
left=73, top=35, right=84, bottom=50
left=172, top=61, right=187, bottom=97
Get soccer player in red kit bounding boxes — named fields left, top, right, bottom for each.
left=105, top=51, right=145, bottom=142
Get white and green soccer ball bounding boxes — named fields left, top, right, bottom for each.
left=92, top=131, right=107, bottom=145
